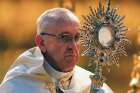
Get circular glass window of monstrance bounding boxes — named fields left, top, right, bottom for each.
left=98, top=26, right=114, bottom=48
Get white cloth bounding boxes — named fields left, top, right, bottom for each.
left=43, top=60, right=73, bottom=90
left=0, top=47, right=113, bottom=93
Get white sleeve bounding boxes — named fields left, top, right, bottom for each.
left=101, top=83, right=114, bottom=93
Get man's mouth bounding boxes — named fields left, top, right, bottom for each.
left=65, top=54, right=77, bottom=57
left=65, top=55, right=77, bottom=61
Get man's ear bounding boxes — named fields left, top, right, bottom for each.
left=35, top=35, right=43, bottom=46
left=35, top=35, right=46, bottom=52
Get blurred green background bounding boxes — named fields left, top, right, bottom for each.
left=0, top=0, right=140, bottom=93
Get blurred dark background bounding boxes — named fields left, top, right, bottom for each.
left=0, top=0, right=140, bottom=93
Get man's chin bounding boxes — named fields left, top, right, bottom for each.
left=62, top=62, right=76, bottom=72
left=62, top=67, right=74, bottom=72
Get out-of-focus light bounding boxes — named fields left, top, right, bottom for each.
left=138, top=26, right=140, bottom=31
left=137, top=26, right=140, bottom=45
left=138, top=56, right=140, bottom=61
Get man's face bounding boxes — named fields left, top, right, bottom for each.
left=41, top=21, right=80, bottom=72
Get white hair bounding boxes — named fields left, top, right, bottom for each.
left=36, top=8, right=79, bottom=35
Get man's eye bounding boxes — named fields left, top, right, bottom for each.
left=62, top=36, right=72, bottom=42
left=60, top=35, right=66, bottom=39
left=75, top=35, right=80, bottom=42
left=60, top=34, right=69, bottom=39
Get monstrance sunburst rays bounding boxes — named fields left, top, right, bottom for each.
left=80, top=0, right=130, bottom=90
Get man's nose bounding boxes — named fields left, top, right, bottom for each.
left=67, top=41, right=78, bottom=50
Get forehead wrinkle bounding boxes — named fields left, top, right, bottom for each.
left=37, top=8, right=79, bottom=34
left=40, top=16, right=79, bottom=34
left=40, top=17, right=57, bottom=32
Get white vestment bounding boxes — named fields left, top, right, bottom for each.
left=0, top=47, right=113, bottom=93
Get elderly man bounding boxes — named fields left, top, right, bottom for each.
left=0, top=8, right=113, bottom=93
